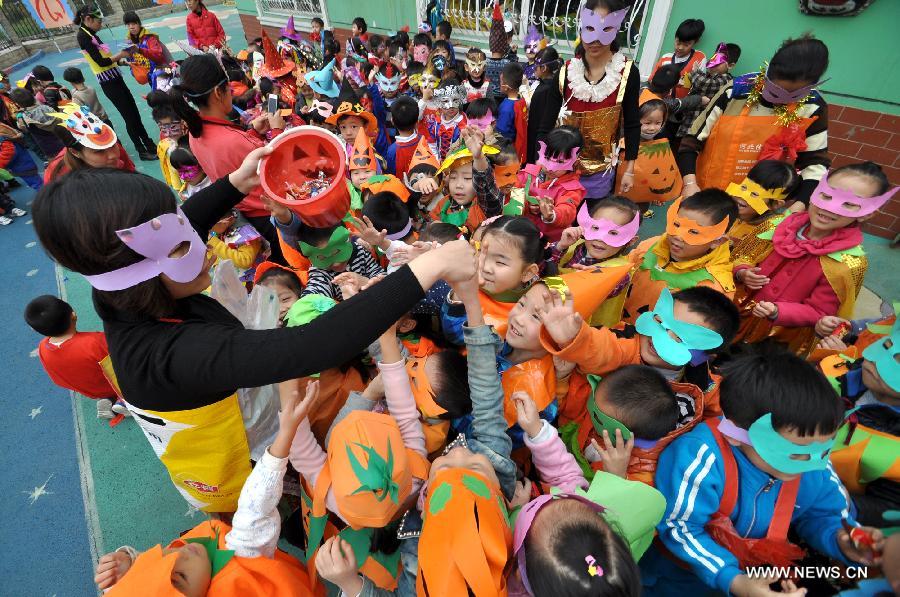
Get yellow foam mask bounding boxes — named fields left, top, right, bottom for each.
left=726, top=178, right=787, bottom=215
left=666, top=197, right=729, bottom=245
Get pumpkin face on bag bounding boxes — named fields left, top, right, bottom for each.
left=617, top=139, right=683, bottom=203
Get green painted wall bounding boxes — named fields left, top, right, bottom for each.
left=326, top=0, right=417, bottom=36
left=661, top=0, right=900, bottom=115
left=234, top=0, right=256, bottom=15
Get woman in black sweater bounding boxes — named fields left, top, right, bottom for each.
left=32, top=147, right=476, bottom=511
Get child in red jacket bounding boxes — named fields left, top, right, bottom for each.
left=516, top=126, right=585, bottom=243
left=24, top=295, right=125, bottom=420
left=734, top=161, right=893, bottom=356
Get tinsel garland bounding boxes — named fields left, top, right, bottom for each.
left=745, top=62, right=812, bottom=127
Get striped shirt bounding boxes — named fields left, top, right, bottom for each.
left=678, top=81, right=830, bottom=204
left=301, top=240, right=385, bottom=301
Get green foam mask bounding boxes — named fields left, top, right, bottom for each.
left=635, top=288, right=724, bottom=367
left=747, top=413, right=837, bottom=475
left=862, top=318, right=900, bottom=392
left=299, top=226, right=353, bottom=269
left=586, top=374, right=633, bottom=446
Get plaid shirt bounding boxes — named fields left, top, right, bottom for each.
left=472, top=163, right=507, bottom=219
left=677, top=71, right=732, bottom=138
left=548, top=241, right=602, bottom=268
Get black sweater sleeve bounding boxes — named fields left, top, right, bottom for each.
left=621, top=64, right=641, bottom=161
left=78, top=30, right=113, bottom=68
left=139, top=266, right=426, bottom=408
left=181, top=175, right=247, bottom=236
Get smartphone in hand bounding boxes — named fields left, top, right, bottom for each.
left=266, top=93, right=279, bottom=114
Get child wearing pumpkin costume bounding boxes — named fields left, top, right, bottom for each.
left=347, top=128, right=384, bottom=213
left=732, top=162, right=889, bottom=356
left=288, top=324, right=431, bottom=592
left=540, top=286, right=738, bottom=486
left=509, top=392, right=663, bottom=596
left=515, top=126, right=585, bottom=244
left=640, top=351, right=883, bottom=597
left=441, top=216, right=543, bottom=345
left=94, top=378, right=322, bottom=596
left=726, top=159, right=798, bottom=246
left=613, top=92, right=682, bottom=212
left=811, top=310, right=900, bottom=528
left=623, top=190, right=738, bottom=324
left=403, top=138, right=444, bottom=220
left=547, top=196, right=642, bottom=328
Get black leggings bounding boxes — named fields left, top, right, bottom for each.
left=100, top=75, right=155, bottom=153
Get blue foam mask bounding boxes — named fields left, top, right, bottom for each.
left=746, top=413, right=837, bottom=475
left=635, top=289, right=724, bottom=366
left=862, top=318, right=900, bottom=392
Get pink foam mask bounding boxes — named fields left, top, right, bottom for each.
left=537, top=140, right=578, bottom=172
left=705, top=43, right=728, bottom=69
left=514, top=494, right=605, bottom=595
left=810, top=174, right=898, bottom=218
left=579, top=6, right=628, bottom=46
left=84, top=206, right=207, bottom=291
left=468, top=110, right=494, bottom=132
left=577, top=202, right=639, bottom=247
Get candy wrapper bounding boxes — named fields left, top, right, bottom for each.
left=284, top=171, right=334, bottom=201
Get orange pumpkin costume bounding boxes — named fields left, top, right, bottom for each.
left=417, top=468, right=512, bottom=596
left=106, top=521, right=320, bottom=597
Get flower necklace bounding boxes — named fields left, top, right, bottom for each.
left=745, top=62, right=811, bottom=127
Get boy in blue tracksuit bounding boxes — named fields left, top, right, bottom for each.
left=641, top=350, right=885, bottom=596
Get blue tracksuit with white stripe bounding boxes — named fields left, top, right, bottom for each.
left=640, top=420, right=856, bottom=595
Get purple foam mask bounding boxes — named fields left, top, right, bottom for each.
left=579, top=6, right=628, bottom=46
left=576, top=202, right=639, bottom=247
left=810, top=174, right=898, bottom=218
left=84, top=206, right=207, bottom=291
left=386, top=219, right=413, bottom=241
left=717, top=417, right=751, bottom=445
left=537, top=140, right=579, bottom=172
left=688, top=348, right=711, bottom=367
left=705, top=43, right=728, bottom=69
left=760, top=70, right=828, bottom=105
left=178, top=165, right=202, bottom=181
left=514, top=493, right=605, bottom=595
left=468, top=110, right=494, bottom=132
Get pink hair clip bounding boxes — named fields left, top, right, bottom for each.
left=585, top=555, right=603, bottom=578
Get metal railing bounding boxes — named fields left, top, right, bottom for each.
left=255, top=0, right=327, bottom=21
left=0, top=0, right=75, bottom=41
left=119, top=0, right=159, bottom=12
left=421, top=0, right=648, bottom=58
left=0, top=25, right=14, bottom=51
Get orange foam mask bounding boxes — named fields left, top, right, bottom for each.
left=417, top=468, right=512, bottom=597
left=493, top=164, right=519, bottom=187
left=407, top=357, right=451, bottom=454
left=323, top=410, right=429, bottom=529
left=665, top=197, right=729, bottom=245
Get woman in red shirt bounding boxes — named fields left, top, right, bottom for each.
left=170, top=53, right=286, bottom=262
left=558, top=0, right=640, bottom=198
left=185, top=0, right=225, bottom=50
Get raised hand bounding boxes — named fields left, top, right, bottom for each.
left=513, top=391, right=542, bottom=439
left=540, top=289, right=582, bottom=348
left=350, top=215, right=389, bottom=251
left=590, top=429, right=633, bottom=479
left=557, top=226, right=583, bottom=252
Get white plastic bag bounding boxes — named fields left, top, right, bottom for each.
left=210, top=260, right=281, bottom=461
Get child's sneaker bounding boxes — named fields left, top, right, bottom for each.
left=642, top=208, right=654, bottom=219
left=0, top=215, right=12, bottom=225
left=111, top=399, right=131, bottom=417
left=10, top=208, right=26, bottom=217
left=96, top=398, right=115, bottom=419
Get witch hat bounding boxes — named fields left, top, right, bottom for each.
left=306, top=57, right=339, bottom=97
left=325, top=78, right=377, bottom=134
left=280, top=16, right=302, bottom=42
left=257, top=31, right=295, bottom=79
left=489, top=1, right=509, bottom=56
left=348, top=128, right=377, bottom=172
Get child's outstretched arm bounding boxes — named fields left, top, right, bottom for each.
left=226, top=379, right=321, bottom=558
left=454, top=274, right=512, bottom=457
left=539, top=289, right=639, bottom=374
left=378, top=322, right=426, bottom=457
left=515, top=391, right=587, bottom=492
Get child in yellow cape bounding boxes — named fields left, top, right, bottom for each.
left=94, top=380, right=323, bottom=597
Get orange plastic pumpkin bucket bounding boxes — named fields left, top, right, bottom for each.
left=259, top=126, right=350, bottom=227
